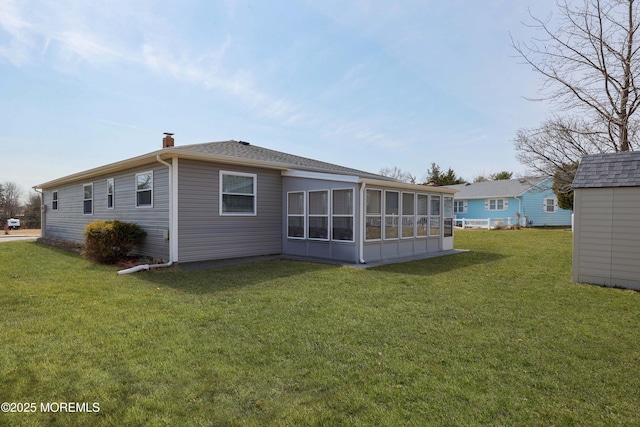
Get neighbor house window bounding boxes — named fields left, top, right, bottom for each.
left=486, top=198, right=508, bottom=211
left=52, top=190, right=58, bottom=211
left=136, top=171, right=153, bottom=208
left=308, top=190, right=329, bottom=240
left=83, top=183, right=93, bottom=215
left=544, top=198, right=558, bottom=213
left=430, top=195, right=440, bottom=236
left=365, top=189, right=382, bottom=240
left=332, top=189, right=354, bottom=241
left=107, top=178, right=114, bottom=209
left=287, top=191, right=305, bottom=239
left=401, top=192, right=415, bottom=238
left=416, top=194, right=428, bottom=237
left=385, top=191, right=399, bottom=239
left=454, top=200, right=467, bottom=214
left=220, top=171, right=256, bottom=215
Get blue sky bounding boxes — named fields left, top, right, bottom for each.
left=1, top=0, right=558, bottom=197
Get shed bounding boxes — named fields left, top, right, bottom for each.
left=572, top=151, right=640, bottom=290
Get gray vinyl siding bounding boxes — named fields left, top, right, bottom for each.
left=177, top=159, right=282, bottom=263
left=572, top=187, right=640, bottom=290
left=42, top=163, right=170, bottom=260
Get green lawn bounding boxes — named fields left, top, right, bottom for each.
left=1, top=229, right=638, bottom=426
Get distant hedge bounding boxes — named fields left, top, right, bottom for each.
left=83, top=220, right=146, bottom=264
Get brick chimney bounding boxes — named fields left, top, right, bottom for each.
left=163, top=132, right=174, bottom=148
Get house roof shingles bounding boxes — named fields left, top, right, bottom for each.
left=175, top=140, right=391, bottom=180
left=36, top=139, right=402, bottom=189
left=572, top=151, right=640, bottom=189
left=445, top=178, right=545, bottom=199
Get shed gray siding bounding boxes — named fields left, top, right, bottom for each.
left=42, top=163, right=170, bottom=260
left=572, top=187, right=640, bottom=290
left=177, top=159, right=282, bottom=263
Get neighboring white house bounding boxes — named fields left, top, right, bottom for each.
left=572, top=151, right=640, bottom=290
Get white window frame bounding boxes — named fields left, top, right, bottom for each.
left=384, top=190, right=399, bottom=240
left=401, top=192, right=415, bottom=239
left=52, top=190, right=59, bottom=211
left=444, top=196, right=454, bottom=238
left=543, top=197, right=558, bottom=213
left=486, top=198, right=508, bottom=211
left=430, top=195, right=441, bottom=237
left=454, top=200, right=467, bottom=214
left=416, top=194, right=428, bottom=238
left=83, top=183, right=93, bottom=215
left=136, top=171, right=154, bottom=208
left=107, top=178, right=115, bottom=209
left=365, top=189, right=382, bottom=241
left=332, top=188, right=354, bottom=242
left=308, top=190, right=329, bottom=241
left=219, top=171, right=257, bottom=216
left=287, top=191, right=306, bottom=239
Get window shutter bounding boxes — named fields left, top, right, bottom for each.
left=543, top=198, right=547, bottom=211
left=464, top=201, right=468, bottom=213
left=504, top=199, right=509, bottom=210
left=484, top=199, right=489, bottom=210
left=553, top=199, right=558, bottom=212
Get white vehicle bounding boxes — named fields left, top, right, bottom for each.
left=7, top=218, right=20, bottom=230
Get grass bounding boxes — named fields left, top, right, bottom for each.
left=1, top=229, right=639, bottom=426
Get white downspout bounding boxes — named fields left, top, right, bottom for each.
left=359, top=181, right=366, bottom=264
left=118, top=155, right=175, bottom=275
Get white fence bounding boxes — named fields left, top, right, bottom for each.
left=454, top=217, right=527, bottom=230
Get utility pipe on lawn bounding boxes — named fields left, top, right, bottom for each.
left=118, top=155, right=174, bottom=275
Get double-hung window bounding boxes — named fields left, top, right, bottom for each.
left=107, top=178, right=114, bottom=209
left=454, top=200, right=467, bottom=214
left=365, top=189, right=382, bottom=240
left=308, top=190, right=329, bottom=240
left=401, top=192, right=415, bottom=238
left=83, top=183, right=93, bottom=215
left=430, top=195, right=440, bottom=236
left=220, top=171, right=256, bottom=215
left=486, top=198, right=507, bottom=211
left=332, top=189, right=354, bottom=241
left=136, top=171, right=153, bottom=208
left=543, top=198, right=558, bottom=213
left=384, top=191, right=399, bottom=239
left=52, top=190, right=59, bottom=211
left=287, top=192, right=305, bottom=239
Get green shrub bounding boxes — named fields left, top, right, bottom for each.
left=83, top=220, right=146, bottom=264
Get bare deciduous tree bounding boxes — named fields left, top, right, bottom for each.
left=1, top=181, right=23, bottom=220
left=379, top=166, right=416, bottom=184
left=512, top=0, right=639, bottom=191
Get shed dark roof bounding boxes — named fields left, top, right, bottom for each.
left=572, top=151, right=640, bottom=189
